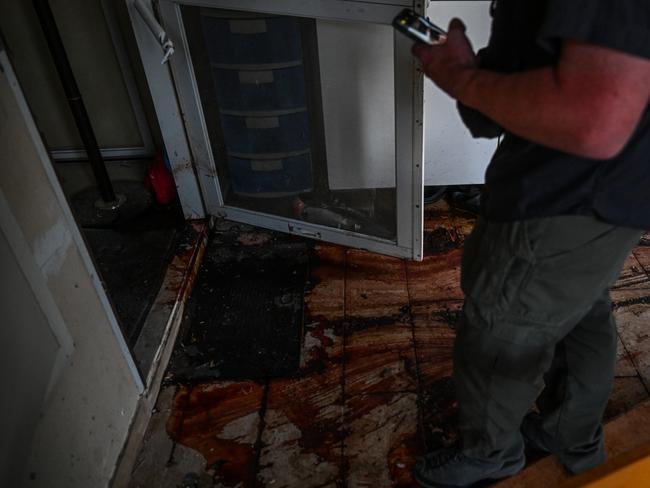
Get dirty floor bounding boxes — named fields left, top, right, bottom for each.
left=128, top=201, right=650, bottom=488
left=82, top=200, right=184, bottom=347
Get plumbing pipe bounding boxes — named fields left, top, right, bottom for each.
left=32, top=0, right=117, bottom=204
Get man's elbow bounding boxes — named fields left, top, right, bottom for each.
left=571, top=119, right=632, bottom=160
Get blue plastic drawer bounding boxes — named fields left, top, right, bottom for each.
left=220, top=111, right=311, bottom=155
left=229, top=153, right=313, bottom=196
left=200, top=15, right=302, bottom=66
left=213, top=66, right=307, bottom=112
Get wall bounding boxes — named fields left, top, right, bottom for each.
left=0, top=46, right=141, bottom=487
left=0, top=0, right=161, bottom=160
left=318, top=19, right=396, bottom=190
left=424, top=0, right=496, bottom=185
left=0, top=228, right=62, bottom=487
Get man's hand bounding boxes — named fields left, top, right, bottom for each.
left=412, top=18, right=478, bottom=100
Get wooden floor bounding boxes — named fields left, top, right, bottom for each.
left=128, top=202, right=650, bottom=488
left=496, top=400, right=650, bottom=487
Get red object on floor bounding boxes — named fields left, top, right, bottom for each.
left=146, top=151, right=177, bottom=205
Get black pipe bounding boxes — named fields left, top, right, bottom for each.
left=32, top=0, right=116, bottom=203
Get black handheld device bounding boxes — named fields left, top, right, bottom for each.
left=392, top=9, right=447, bottom=46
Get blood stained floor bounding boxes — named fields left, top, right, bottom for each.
left=129, top=201, right=650, bottom=488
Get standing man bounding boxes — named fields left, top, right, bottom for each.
left=411, top=1, right=650, bottom=487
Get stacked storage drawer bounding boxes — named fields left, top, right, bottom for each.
left=200, top=13, right=314, bottom=197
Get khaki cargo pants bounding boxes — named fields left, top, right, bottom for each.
left=456, top=215, right=641, bottom=474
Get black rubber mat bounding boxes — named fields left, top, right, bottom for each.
left=167, top=221, right=310, bottom=383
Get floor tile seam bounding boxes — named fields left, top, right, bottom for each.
left=341, top=252, right=416, bottom=484
left=611, top=279, right=650, bottom=293
left=251, top=379, right=270, bottom=487
left=616, top=331, right=650, bottom=397
left=403, top=260, right=423, bottom=386
left=167, top=383, right=193, bottom=466
left=611, top=274, right=650, bottom=288
left=310, top=246, right=347, bottom=483
left=632, top=248, right=650, bottom=281
left=252, top=249, right=330, bottom=485
left=341, top=248, right=350, bottom=487
left=613, top=374, right=645, bottom=380
left=344, top=389, right=420, bottom=399
left=404, top=258, right=430, bottom=455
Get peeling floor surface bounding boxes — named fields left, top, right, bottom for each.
left=128, top=201, right=650, bottom=488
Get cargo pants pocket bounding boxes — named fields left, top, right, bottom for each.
left=461, top=218, right=535, bottom=315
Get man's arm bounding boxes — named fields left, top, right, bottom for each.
left=413, top=20, right=650, bottom=160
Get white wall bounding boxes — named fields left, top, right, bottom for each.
left=318, top=19, right=396, bottom=190
left=424, top=0, right=496, bottom=185
left=0, top=48, right=141, bottom=487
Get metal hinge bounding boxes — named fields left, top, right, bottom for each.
left=133, top=0, right=174, bottom=64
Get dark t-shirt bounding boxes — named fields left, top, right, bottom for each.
left=467, top=0, right=650, bottom=229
